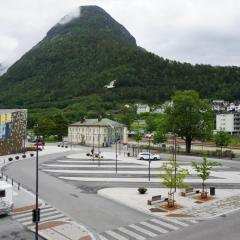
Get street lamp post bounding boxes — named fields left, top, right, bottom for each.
left=115, top=129, right=118, bottom=174
left=34, top=136, right=40, bottom=240
left=148, top=136, right=151, bottom=181
left=172, top=132, right=177, bottom=192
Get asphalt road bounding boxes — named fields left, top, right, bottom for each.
left=0, top=215, right=44, bottom=240
left=158, top=210, right=240, bottom=240
left=3, top=151, right=151, bottom=234
left=3, top=147, right=240, bottom=239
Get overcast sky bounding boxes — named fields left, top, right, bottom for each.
left=0, top=0, right=239, bottom=67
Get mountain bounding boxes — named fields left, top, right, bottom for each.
left=0, top=5, right=240, bottom=112
left=0, top=63, right=8, bottom=76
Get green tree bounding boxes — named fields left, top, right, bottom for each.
left=214, top=131, right=231, bottom=156
left=134, top=131, right=143, bottom=153
left=192, top=157, right=221, bottom=198
left=153, top=131, right=166, bottom=144
left=52, top=114, right=69, bottom=140
left=160, top=158, right=189, bottom=207
left=165, top=90, right=213, bottom=153
left=146, top=116, right=157, bottom=132
left=34, top=117, right=55, bottom=140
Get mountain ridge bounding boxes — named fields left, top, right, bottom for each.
left=0, top=5, right=240, bottom=112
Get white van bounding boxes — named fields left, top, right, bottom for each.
left=0, top=181, right=14, bottom=215
left=138, top=152, right=161, bottom=160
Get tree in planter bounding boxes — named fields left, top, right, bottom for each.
left=160, top=157, right=189, bottom=207
left=192, top=157, right=221, bottom=198
left=214, top=131, right=231, bottom=157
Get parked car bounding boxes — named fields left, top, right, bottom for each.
left=138, top=152, right=161, bottom=160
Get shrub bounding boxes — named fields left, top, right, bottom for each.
left=15, top=156, right=19, bottom=160
left=65, top=146, right=68, bottom=148
left=61, top=145, right=64, bottom=148
left=22, top=155, right=26, bottom=158
left=86, top=153, right=90, bottom=156
left=30, top=153, right=34, bottom=157
left=57, top=145, right=60, bottom=147
left=138, top=187, right=147, bottom=194
left=8, top=157, right=13, bottom=161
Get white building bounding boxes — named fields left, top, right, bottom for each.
left=68, top=118, right=128, bottom=147
left=136, top=104, right=150, bottom=114
left=216, top=113, right=240, bottom=134
left=212, top=100, right=228, bottom=112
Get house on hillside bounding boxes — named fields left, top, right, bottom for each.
left=216, top=112, right=240, bottom=134
left=136, top=104, right=150, bottom=114
left=68, top=118, right=128, bottom=147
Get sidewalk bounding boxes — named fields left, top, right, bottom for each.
left=10, top=181, right=95, bottom=240
left=0, top=146, right=97, bottom=240
left=98, top=187, right=240, bottom=220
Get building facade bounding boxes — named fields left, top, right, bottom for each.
left=68, top=118, right=128, bottom=147
left=0, top=109, right=27, bottom=156
left=216, top=112, right=240, bottom=134
left=136, top=104, right=150, bottom=114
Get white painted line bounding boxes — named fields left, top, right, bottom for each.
left=59, top=176, right=234, bottom=183
left=140, top=222, right=169, bottom=234
left=118, top=227, right=146, bottom=240
left=12, top=207, right=55, bottom=219
left=165, top=218, right=189, bottom=227
left=129, top=224, right=157, bottom=237
left=18, top=210, right=61, bottom=222
left=43, top=169, right=167, bottom=174
left=98, top=234, right=109, bottom=240
left=150, top=219, right=179, bottom=230
left=21, top=214, right=66, bottom=226
left=43, top=164, right=150, bottom=169
left=105, top=230, right=128, bottom=240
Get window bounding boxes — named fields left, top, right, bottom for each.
left=0, top=190, right=6, bottom=198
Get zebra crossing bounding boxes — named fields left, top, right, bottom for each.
left=40, top=155, right=224, bottom=183
left=11, top=203, right=71, bottom=229
left=98, top=218, right=201, bottom=240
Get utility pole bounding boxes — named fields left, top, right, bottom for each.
left=173, top=132, right=177, bottom=192
left=148, top=136, right=151, bottom=181
left=34, top=136, right=40, bottom=240
left=115, top=129, right=118, bottom=174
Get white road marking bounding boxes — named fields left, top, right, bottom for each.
left=128, top=224, right=157, bottom=237
left=165, top=218, right=189, bottom=227
left=105, top=230, right=128, bottom=240
left=140, top=221, right=169, bottom=233
left=118, top=227, right=146, bottom=240
left=150, top=219, right=179, bottom=230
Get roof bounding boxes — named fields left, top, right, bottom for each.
left=0, top=109, right=27, bottom=114
left=70, top=118, right=125, bottom=128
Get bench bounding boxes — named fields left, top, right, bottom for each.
left=180, top=187, right=195, bottom=197
left=147, top=195, right=164, bottom=205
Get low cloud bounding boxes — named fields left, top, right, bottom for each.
left=0, top=0, right=239, bottom=67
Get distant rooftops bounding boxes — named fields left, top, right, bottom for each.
left=70, top=118, right=125, bottom=128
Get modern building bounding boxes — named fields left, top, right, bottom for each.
left=136, top=104, right=150, bottom=114
left=68, top=118, right=128, bottom=147
left=216, top=112, right=240, bottom=134
left=0, top=109, right=27, bottom=156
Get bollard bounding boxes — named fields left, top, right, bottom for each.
left=18, top=183, right=20, bottom=190
left=6, top=175, right=8, bottom=181
left=12, top=179, right=14, bottom=185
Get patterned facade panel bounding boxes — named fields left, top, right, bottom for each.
left=0, top=110, right=27, bottom=156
